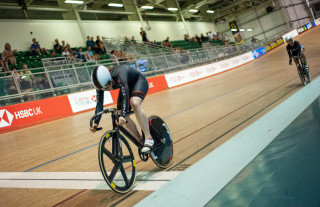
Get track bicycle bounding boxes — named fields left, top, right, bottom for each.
left=90, top=108, right=173, bottom=194
left=293, top=55, right=311, bottom=86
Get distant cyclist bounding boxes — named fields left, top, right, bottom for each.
left=285, top=36, right=309, bottom=72
left=89, top=65, right=154, bottom=153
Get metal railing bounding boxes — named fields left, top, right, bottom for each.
left=0, top=42, right=261, bottom=107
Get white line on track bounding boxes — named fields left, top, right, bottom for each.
left=0, top=171, right=182, bottom=191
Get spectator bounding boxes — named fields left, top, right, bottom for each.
left=30, top=38, right=47, bottom=56
left=222, top=34, right=230, bottom=45
left=90, top=37, right=95, bottom=46
left=164, top=37, right=172, bottom=47
left=215, top=32, right=221, bottom=40
left=195, top=35, right=202, bottom=45
left=62, top=47, right=76, bottom=63
left=95, top=36, right=106, bottom=54
left=87, top=46, right=100, bottom=61
left=140, top=27, right=148, bottom=42
left=73, top=48, right=85, bottom=62
left=61, top=47, right=70, bottom=57
left=200, top=33, right=208, bottom=42
left=131, top=36, right=137, bottom=44
left=92, top=43, right=99, bottom=54
left=19, top=64, right=33, bottom=90
left=208, top=31, right=214, bottom=40
left=0, top=53, right=9, bottom=71
left=19, top=64, right=38, bottom=100
left=61, top=40, right=67, bottom=51
left=86, top=36, right=94, bottom=47
left=50, top=50, right=57, bottom=58
left=184, top=34, right=191, bottom=42
left=54, top=39, right=63, bottom=53
left=110, top=50, right=118, bottom=62
left=3, top=43, right=17, bottom=67
left=124, top=36, right=130, bottom=44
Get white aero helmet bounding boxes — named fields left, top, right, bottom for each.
left=91, top=65, right=112, bottom=90
left=285, top=36, right=293, bottom=43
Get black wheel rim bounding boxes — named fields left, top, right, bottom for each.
left=149, top=116, right=173, bottom=168
left=98, top=131, right=136, bottom=193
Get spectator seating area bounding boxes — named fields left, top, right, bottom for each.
left=0, top=47, right=111, bottom=72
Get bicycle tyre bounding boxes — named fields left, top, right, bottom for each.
left=297, top=65, right=306, bottom=86
left=305, top=67, right=311, bottom=83
left=148, top=115, right=173, bottom=169
left=98, top=130, right=136, bottom=194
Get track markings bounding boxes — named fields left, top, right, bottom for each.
left=0, top=171, right=181, bottom=191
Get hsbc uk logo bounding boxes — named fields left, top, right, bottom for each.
left=0, top=109, right=14, bottom=128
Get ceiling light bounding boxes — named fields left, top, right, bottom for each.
left=207, top=10, right=214, bottom=13
left=108, top=3, right=123, bottom=7
left=65, top=0, right=84, bottom=4
left=247, top=28, right=253, bottom=31
left=168, top=8, right=178, bottom=11
left=189, top=9, right=198, bottom=12
left=231, top=29, right=238, bottom=32
left=141, top=6, right=154, bottom=9
left=239, top=29, right=245, bottom=31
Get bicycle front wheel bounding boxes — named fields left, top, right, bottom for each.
left=98, top=130, right=136, bottom=194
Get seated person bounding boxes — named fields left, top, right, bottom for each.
left=93, top=43, right=102, bottom=55
left=3, top=43, right=17, bottom=66
left=54, top=39, right=63, bottom=53
left=163, top=37, right=172, bottom=47
left=31, top=38, right=48, bottom=55
left=131, top=36, right=137, bottom=44
left=110, top=50, right=118, bottom=62
left=0, top=54, right=9, bottom=71
left=87, top=46, right=100, bottom=61
left=124, top=36, right=130, bottom=44
left=73, top=48, right=89, bottom=62
left=95, top=36, right=106, bottom=54
left=86, top=36, right=94, bottom=47
left=19, top=64, right=33, bottom=90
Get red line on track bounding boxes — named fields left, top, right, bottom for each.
left=52, top=189, right=87, bottom=207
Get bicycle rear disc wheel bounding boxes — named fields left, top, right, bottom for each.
left=98, top=130, right=136, bottom=194
left=305, top=68, right=311, bottom=83
left=149, top=115, right=173, bottom=169
left=297, top=66, right=306, bottom=86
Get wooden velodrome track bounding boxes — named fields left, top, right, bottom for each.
left=1, top=26, right=320, bottom=207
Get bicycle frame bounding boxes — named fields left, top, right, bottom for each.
left=90, top=108, right=164, bottom=157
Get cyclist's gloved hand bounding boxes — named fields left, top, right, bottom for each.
left=89, top=123, right=99, bottom=133
left=117, top=117, right=127, bottom=126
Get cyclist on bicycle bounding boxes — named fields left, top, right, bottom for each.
left=285, top=36, right=309, bottom=72
left=89, top=65, right=154, bottom=153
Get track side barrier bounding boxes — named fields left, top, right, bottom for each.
left=0, top=96, right=73, bottom=133
left=0, top=75, right=168, bottom=133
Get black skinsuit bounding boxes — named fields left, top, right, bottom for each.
left=94, top=65, right=149, bottom=125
